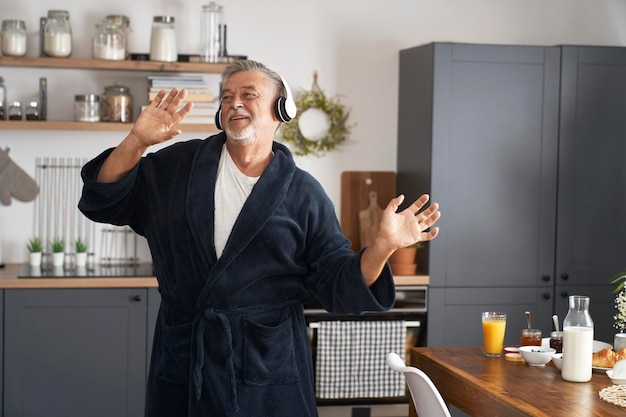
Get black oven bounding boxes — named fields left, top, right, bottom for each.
left=304, top=285, right=428, bottom=417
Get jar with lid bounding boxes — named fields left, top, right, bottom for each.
left=1, top=19, right=27, bottom=57
left=200, top=2, right=223, bottom=63
left=104, top=15, right=131, bottom=59
left=74, top=94, right=100, bottom=122
left=43, top=10, right=72, bottom=58
left=102, top=84, right=132, bottom=123
left=92, top=23, right=126, bottom=60
left=25, top=101, right=39, bottom=120
left=0, top=76, right=6, bottom=120
left=8, top=101, right=22, bottom=121
left=561, top=295, right=594, bottom=382
left=149, top=16, right=177, bottom=62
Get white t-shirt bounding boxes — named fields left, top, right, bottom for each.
left=214, top=144, right=259, bottom=258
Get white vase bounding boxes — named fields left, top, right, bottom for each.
left=52, top=252, right=64, bottom=267
left=615, top=333, right=626, bottom=351
left=29, top=251, right=42, bottom=266
left=75, top=252, right=87, bottom=267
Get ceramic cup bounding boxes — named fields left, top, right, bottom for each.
left=615, top=333, right=626, bottom=351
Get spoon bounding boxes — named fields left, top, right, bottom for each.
left=552, top=314, right=560, bottom=332
left=525, top=311, right=531, bottom=329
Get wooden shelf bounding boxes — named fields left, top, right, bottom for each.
left=0, top=120, right=219, bottom=133
left=0, top=56, right=227, bottom=73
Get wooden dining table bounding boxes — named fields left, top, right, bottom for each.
left=410, top=346, right=625, bottom=417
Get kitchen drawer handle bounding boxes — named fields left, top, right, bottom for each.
left=541, top=275, right=551, bottom=282
left=132, top=294, right=142, bottom=302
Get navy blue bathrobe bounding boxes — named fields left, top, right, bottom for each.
left=78, top=133, right=395, bottom=417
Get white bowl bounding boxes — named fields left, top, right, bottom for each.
left=519, top=346, right=556, bottom=366
left=552, top=353, right=563, bottom=370
left=606, top=370, right=626, bottom=385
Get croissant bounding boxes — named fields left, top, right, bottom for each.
left=616, top=347, right=626, bottom=362
left=592, top=348, right=616, bottom=368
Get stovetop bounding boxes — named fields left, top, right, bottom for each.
left=18, top=263, right=155, bottom=278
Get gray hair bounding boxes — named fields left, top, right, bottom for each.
left=219, top=60, right=285, bottom=99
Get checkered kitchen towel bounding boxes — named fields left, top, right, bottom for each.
left=315, top=320, right=406, bottom=399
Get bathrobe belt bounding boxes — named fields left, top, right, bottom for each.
left=160, top=296, right=238, bottom=415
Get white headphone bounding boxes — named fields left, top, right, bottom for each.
left=215, top=76, right=296, bottom=130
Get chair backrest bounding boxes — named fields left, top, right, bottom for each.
left=386, top=352, right=451, bottom=417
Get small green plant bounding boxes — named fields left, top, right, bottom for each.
left=51, top=237, right=65, bottom=253
left=74, top=238, right=87, bottom=253
left=27, top=237, right=42, bottom=253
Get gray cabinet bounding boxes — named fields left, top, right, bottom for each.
left=4, top=288, right=148, bottom=417
left=554, top=46, right=626, bottom=340
left=398, top=43, right=626, bottom=346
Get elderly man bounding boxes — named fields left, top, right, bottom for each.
left=79, top=60, right=440, bottom=417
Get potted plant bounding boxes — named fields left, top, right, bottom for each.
left=610, top=270, right=626, bottom=350
left=27, top=237, right=43, bottom=266
left=74, top=238, right=88, bottom=267
left=51, top=237, right=65, bottom=267
left=389, top=241, right=424, bottom=276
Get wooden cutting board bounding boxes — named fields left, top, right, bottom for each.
left=340, top=171, right=396, bottom=252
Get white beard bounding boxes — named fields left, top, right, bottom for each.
left=225, top=122, right=258, bottom=145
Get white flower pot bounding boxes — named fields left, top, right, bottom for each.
left=52, top=252, right=64, bottom=267
left=75, top=252, right=87, bottom=267
left=29, top=252, right=42, bottom=266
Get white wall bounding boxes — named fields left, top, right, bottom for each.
left=1, top=0, right=626, bottom=263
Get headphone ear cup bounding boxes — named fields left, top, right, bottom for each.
left=214, top=106, right=223, bottom=130
left=275, top=76, right=297, bottom=122
left=275, top=96, right=292, bottom=123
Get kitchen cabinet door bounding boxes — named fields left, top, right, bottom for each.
left=397, top=43, right=561, bottom=345
left=556, top=46, right=626, bottom=288
left=4, top=288, right=147, bottom=417
left=428, top=287, right=553, bottom=347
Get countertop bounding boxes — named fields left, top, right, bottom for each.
left=0, top=263, right=429, bottom=289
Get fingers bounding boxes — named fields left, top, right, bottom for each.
left=151, top=88, right=188, bottom=112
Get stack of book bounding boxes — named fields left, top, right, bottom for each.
left=147, top=75, right=218, bottom=125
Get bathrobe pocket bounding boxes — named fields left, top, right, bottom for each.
left=243, top=315, right=298, bottom=386
left=152, top=318, right=193, bottom=384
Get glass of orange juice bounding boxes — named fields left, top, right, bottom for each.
left=482, top=312, right=507, bottom=357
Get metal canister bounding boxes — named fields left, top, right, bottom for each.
left=101, top=84, right=132, bottom=123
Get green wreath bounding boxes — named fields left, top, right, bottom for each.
left=279, top=72, right=352, bottom=157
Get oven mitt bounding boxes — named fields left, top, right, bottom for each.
left=0, top=147, right=39, bottom=206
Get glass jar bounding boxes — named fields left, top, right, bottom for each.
left=149, top=16, right=177, bottom=62
left=102, top=84, right=132, bottom=122
left=74, top=94, right=100, bottom=122
left=562, top=295, right=594, bottom=382
left=1, top=19, right=27, bottom=57
left=0, top=76, right=6, bottom=120
left=92, top=23, right=126, bottom=60
left=25, top=101, right=39, bottom=120
left=43, top=10, right=72, bottom=58
left=200, top=2, right=223, bottom=63
left=104, top=15, right=131, bottom=59
left=8, top=101, right=22, bottom=120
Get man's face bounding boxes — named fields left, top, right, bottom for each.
left=220, top=71, right=279, bottom=144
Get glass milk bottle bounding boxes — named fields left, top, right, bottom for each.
left=561, top=295, right=594, bottom=382
left=43, top=10, right=72, bottom=57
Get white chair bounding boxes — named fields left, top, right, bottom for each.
left=386, top=352, right=451, bottom=417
